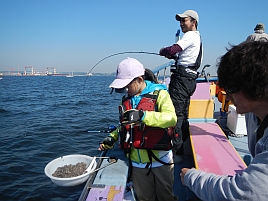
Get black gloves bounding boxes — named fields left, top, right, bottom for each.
left=100, top=136, right=116, bottom=150
left=122, top=109, right=144, bottom=125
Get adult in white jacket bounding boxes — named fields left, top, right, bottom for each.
left=180, top=41, right=268, bottom=201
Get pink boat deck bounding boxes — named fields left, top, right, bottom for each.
left=86, top=185, right=125, bottom=201
left=190, top=122, right=246, bottom=175
left=191, top=82, right=212, bottom=100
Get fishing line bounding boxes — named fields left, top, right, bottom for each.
left=88, top=51, right=159, bottom=75
left=81, top=51, right=160, bottom=98
left=77, top=51, right=161, bottom=133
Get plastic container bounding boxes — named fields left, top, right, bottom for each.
left=227, top=105, right=247, bottom=135
left=44, top=154, right=97, bottom=187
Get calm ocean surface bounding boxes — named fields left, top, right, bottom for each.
left=0, top=76, right=123, bottom=201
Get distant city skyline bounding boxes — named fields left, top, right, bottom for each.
left=1, top=0, right=268, bottom=75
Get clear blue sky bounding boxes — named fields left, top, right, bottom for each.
left=1, top=0, right=267, bottom=75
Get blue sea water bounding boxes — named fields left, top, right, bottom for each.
left=0, top=76, right=123, bottom=201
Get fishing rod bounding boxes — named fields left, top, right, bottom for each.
left=87, top=51, right=160, bottom=75
left=81, top=51, right=162, bottom=133
left=81, top=51, right=160, bottom=96
left=87, top=125, right=117, bottom=133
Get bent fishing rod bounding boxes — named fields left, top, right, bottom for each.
left=82, top=51, right=175, bottom=133
left=87, top=51, right=160, bottom=75
left=87, top=125, right=117, bottom=133
left=81, top=51, right=161, bottom=96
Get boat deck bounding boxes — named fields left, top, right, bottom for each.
left=229, top=136, right=250, bottom=164
left=79, top=132, right=249, bottom=201
left=79, top=82, right=250, bottom=201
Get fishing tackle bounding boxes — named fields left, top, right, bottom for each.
left=82, top=51, right=161, bottom=96
left=87, top=51, right=160, bottom=75
left=87, top=125, right=117, bottom=133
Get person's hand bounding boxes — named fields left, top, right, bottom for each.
left=159, top=48, right=165, bottom=56
left=167, top=55, right=178, bottom=60
left=180, top=168, right=191, bottom=185
left=122, top=109, right=144, bottom=125
left=165, top=55, right=174, bottom=59
left=99, top=136, right=115, bottom=151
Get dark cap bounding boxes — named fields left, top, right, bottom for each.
left=254, top=23, right=264, bottom=31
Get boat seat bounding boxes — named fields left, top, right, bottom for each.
left=84, top=145, right=129, bottom=200
left=189, top=83, right=215, bottom=120
left=189, top=122, right=247, bottom=175
left=93, top=144, right=129, bottom=186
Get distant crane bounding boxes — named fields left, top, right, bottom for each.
left=5, top=68, right=16, bottom=75
left=24, top=66, right=34, bottom=75
left=46, top=67, right=57, bottom=75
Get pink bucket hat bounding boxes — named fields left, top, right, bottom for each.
left=109, top=57, right=145, bottom=89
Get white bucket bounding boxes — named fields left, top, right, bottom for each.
left=44, top=154, right=97, bottom=187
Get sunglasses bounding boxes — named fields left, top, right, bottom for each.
left=225, top=88, right=239, bottom=95
left=180, top=18, right=191, bottom=23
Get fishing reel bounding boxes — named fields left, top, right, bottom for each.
left=170, top=55, right=180, bottom=73
left=107, top=125, right=117, bottom=133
